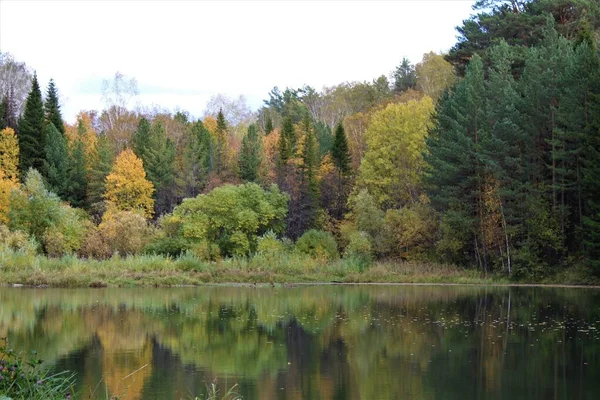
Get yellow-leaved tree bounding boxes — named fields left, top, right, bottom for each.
left=0, top=127, right=20, bottom=223
left=104, top=148, right=154, bottom=218
left=357, top=97, right=434, bottom=209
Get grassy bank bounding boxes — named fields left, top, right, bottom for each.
left=0, top=249, right=508, bottom=287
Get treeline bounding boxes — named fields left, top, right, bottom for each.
left=0, top=0, right=599, bottom=279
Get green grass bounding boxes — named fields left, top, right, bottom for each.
left=0, top=249, right=497, bottom=287
left=0, top=248, right=593, bottom=288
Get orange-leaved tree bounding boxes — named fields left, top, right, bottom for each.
left=104, top=148, right=154, bottom=218
left=0, top=127, right=20, bottom=223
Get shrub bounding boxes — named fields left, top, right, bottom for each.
left=79, top=211, right=153, bottom=258
left=144, top=236, right=190, bottom=257
left=343, top=230, right=373, bottom=261
left=168, top=183, right=288, bottom=257
left=0, top=225, right=38, bottom=255
left=384, top=202, right=437, bottom=258
left=295, top=229, right=339, bottom=261
left=256, top=231, right=287, bottom=256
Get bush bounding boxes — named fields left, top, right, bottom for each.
left=344, top=230, right=373, bottom=261
left=256, top=231, right=287, bottom=256
left=384, top=202, right=437, bottom=259
left=79, top=211, right=153, bottom=258
left=144, top=236, right=190, bottom=257
left=295, top=229, right=339, bottom=261
left=0, top=225, right=38, bottom=255
left=168, top=183, right=289, bottom=257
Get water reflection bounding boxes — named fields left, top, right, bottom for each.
left=1, top=286, right=599, bottom=399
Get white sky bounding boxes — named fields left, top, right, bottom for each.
left=0, top=0, right=476, bottom=123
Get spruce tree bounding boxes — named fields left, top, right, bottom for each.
left=43, top=122, right=68, bottom=197
left=132, top=118, right=151, bottom=160
left=87, top=136, right=114, bottom=210
left=331, top=122, right=351, bottom=175
left=214, top=109, right=228, bottom=177
left=44, top=79, right=65, bottom=135
left=18, top=73, right=45, bottom=175
left=178, top=120, right=212, bottom=197
left=265, top=115, right=274, bottom=135
left=66, top=119, right=88, bottom=208
left=393, top=57, right=417, bottom=93
left=239, top=124, right=262, bottom=182
left=278, top=116, right=295, bottom=164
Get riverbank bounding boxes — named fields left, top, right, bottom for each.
left=0, top=250, right=597, bottom=287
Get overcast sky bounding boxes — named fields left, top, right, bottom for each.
left=0, top=0, right=476, bottom=123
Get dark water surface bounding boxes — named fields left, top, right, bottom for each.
left=1, top=285, right=599, bottom=399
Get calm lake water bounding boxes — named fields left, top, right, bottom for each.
left=1, top=285, right=599, bottom=399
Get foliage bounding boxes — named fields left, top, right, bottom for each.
left=0, top=127, right=19, bottom=182
left=104, top=148, right=155, bottom=218
left=343, top=230, right=373, bottom=262
left=358, top=97, right=434, bottom=209
left=167, top=183, right=288, bottom=257
left=238, top=124, right=262, bottom=182
left=17, top=73, right=45, bottom=174
left=415, top=52, right=456, bottom=101
left=81, top=210, right=153, bottom=258
left=43, top=122, right=68, bottom=197
left=44, top=79, right=65, bottom=135
left=0, top=339, right=75, bottom=400
left=295, top=229, right=339, bottom=261
left=392, top=57, right=417, bottom=93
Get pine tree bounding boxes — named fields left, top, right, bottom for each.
left=330, top=122, right=351, bottom=175
left=44, top=79, right=65, bottom=135
left=393, top=57, right=417, bottom=93
left=265, top=115, right=274, bottom=135
left=43, top=123, right=68, bottom=197
left=132, top=118, right=151, bottom=160
left=179, top=120, right=213, bottom=198
left=138, top=121, right=176, bottom=216
left=214, top=109, right=228, bottom=177
left=87, top=136, right=114, bottom=209
left=66, top=119, right=88, bottom=208
left=18, top=73, right=45, bottom=175
left=278, top=116, right=295, bottom=164
left=239, top=124, right=262, bottom=182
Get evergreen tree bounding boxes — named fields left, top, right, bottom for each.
left=214, top=108, right=228, bottom=177
left=393, top=57, right=417, bottom=93
left=314, top=121, right=333, bottom=158
left=239, top=124, right=262, bottom=182
left=331, top=122, right=351, bottom=175
left=87, top=136, right=114, bottom=211
left=44, top=79, right=65, bottom=135
left=18, top=73, right=45, bottom=175
left=132, top=117, right=151, bottom=160
left=43, top=122, right=68, bottom=197
left=137, top=121, right=176, bottom=216
left=66, top=119, right=88, bottom=208
left=179, top=120, right=213, bottom=198
left=0, top=96, right=6, bottom=130
left=278, top=116, right=295, bottom=164
left=265, top=115, right=273, bottom=135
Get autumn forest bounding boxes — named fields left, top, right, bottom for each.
left=1, top=0, right=600, bottom=284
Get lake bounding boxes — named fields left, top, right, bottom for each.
left=0, top=285, right=598, bottom=399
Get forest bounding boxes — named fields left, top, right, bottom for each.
left=1, top=0, right=599, bottom=284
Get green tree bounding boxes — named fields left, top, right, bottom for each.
left=358, top=97, right=434, bottom=209
left=214, top=108, right=228, bottom=177
left=43, top=122, right=68, bottom=197
left=393, top=57, right=417, bottom=93
left=265, top=115, right=274, bottom=134
left=66, top=119, right=88, bottom=208
left=44, top=79, right=65, bottom=135
left=330, top=123, right=351, bottom=175
left=87, top=136, right=114, bottom=212
left=239, top=124, right=262, bottom=182
left=18, top=73, right=45, bottom=175
left=167, top=183, right=289, bottom=257
left=179, top=119, right=213, bottom=198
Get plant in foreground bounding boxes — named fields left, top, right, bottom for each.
left=0, top=338, right=75, bottom=399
